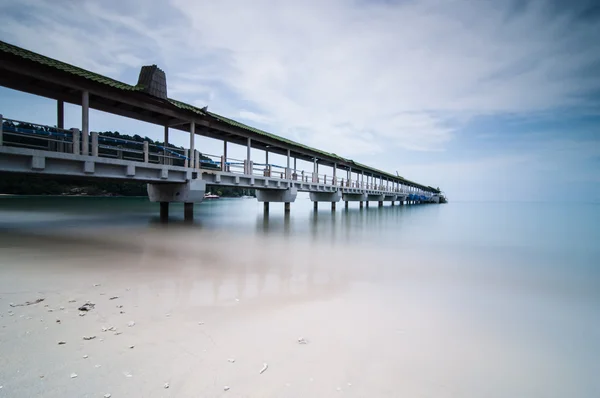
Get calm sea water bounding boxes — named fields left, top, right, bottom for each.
left=1, top=196, right=599, bottom=396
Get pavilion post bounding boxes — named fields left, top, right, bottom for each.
left=81, top=91, right=89, bottom=155
left=163, top=126, right=169, bottom=165
left=189, top=121, right=195, bottom=168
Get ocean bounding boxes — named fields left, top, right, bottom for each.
left=0, top=196, right=598, bottom=397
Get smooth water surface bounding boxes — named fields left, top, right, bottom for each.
left=0, top=196, right=599, bottom=397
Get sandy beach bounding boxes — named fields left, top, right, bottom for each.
left=1, top=222, right=598, bottom=397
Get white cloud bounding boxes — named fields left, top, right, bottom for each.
left=238, top=110, right=271, bottom=125
left=2, top=0, right=597, bottom=155
left=0, top=0, right=598, bottom=199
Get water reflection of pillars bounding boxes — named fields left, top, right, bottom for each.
left=310, top=210, right=319, bottom=244
left=184, top=203, right=194, bottom=222
left=283, top=212, right=291, bottom=237
left=377, top=199, right=383, bottom=230
left=160, top=202, right=169, bottom=223
left=257, top=212, right=270, bottom=235
left=343, top=203, right=351, bottom=243
left=330, top=208, right=337, bottom=247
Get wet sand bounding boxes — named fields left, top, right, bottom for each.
left=1, top=225, right=599, bottom=397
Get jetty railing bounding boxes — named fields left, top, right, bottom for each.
left=0, top=116, right=426, bottom=195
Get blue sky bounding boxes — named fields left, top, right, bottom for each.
left=0, top=0, right=598, bottom=201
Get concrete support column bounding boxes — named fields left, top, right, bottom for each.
left=286, top=149, right=290, bottom=172
left=184, top=202, right=194, bottom=222
left=160, top=202, right=169, bottom=223
left=359, top=201, right=363, bottom=209
left=57, top=100, right=64, bottom=153
left=81, top=91, right=89, bottom=156
left=332, top=202, right=336, bottom=211
left=184, top=149, right=189, bottom=168
left=333, top=163, right=337, bottom=185
left=194, top=149, right=200, bottom=169
left=91, top=132, right=99, bottom=157
left=378, top=201, right=383, bottom=207
left=314, top=201, right=318, bottom=211
left=366, top=201, right=369, bottom=208
left=264, top=202, right=270, bottom=214
left=345, top=201, right=349, bottom=210
left=163, top=126, right=169, bottom=165
left=246, top=137, right=252, bottom=166
left=57, top=101, right=64, bottom=129
left=189, top=122, right=195, bottom=168
left=70, top=128, right=80, bottom=155
left=284, top=202, right=291, bottom=213
left=223, top=140, right=228, bottom=171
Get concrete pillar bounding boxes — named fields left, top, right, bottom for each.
left=265, top=149, right=269, bottom=166
left=366, top=201, right=369, bottom=208
left=70, top=128, right=80, bottom=155
left=189, top=122, right=195, bottom=168
left=223, top=140, right=228, bottom=171
left=287, top=149, right=290, bottom=171
left=57, top=101, right=64, bottom=129
left=391, top=200, right=395, bottom=206
left=294, top=157, right=297, bottom=174
left=163, top=126, right=169, bottom=165
left=194, top=149, right=200, bottom=169
left=333, top=163, right=337, bottom=185
left=184, top=202, right=193, bottom=222
left=160, top=202, right=169, bottom=222
left=284, top=202, right=291, bottom=213
left=314, top=201, right=318, bottom=211
left=264, top=202, right=269, bottom=214
left=359, top=201, right=363, bottom=209
left=332, top=202, right=336, bottom=211
left=378, top=201, right=383, bottom=207
left=345, top=201, right=349, bottom=209
left=184, top=149, right=189, bottom=168
left=246, top=137, right=252, bottom=165
left=91, top=132, right=98, bottom=157
left=81, top=91, right=89, bottom=155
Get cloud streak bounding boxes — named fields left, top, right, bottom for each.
left=0, top=0, right=598, bottom=200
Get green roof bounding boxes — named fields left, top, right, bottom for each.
left=0, top=40, right=139, bottom=91
left=0, top=39, right=439, bottom=192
